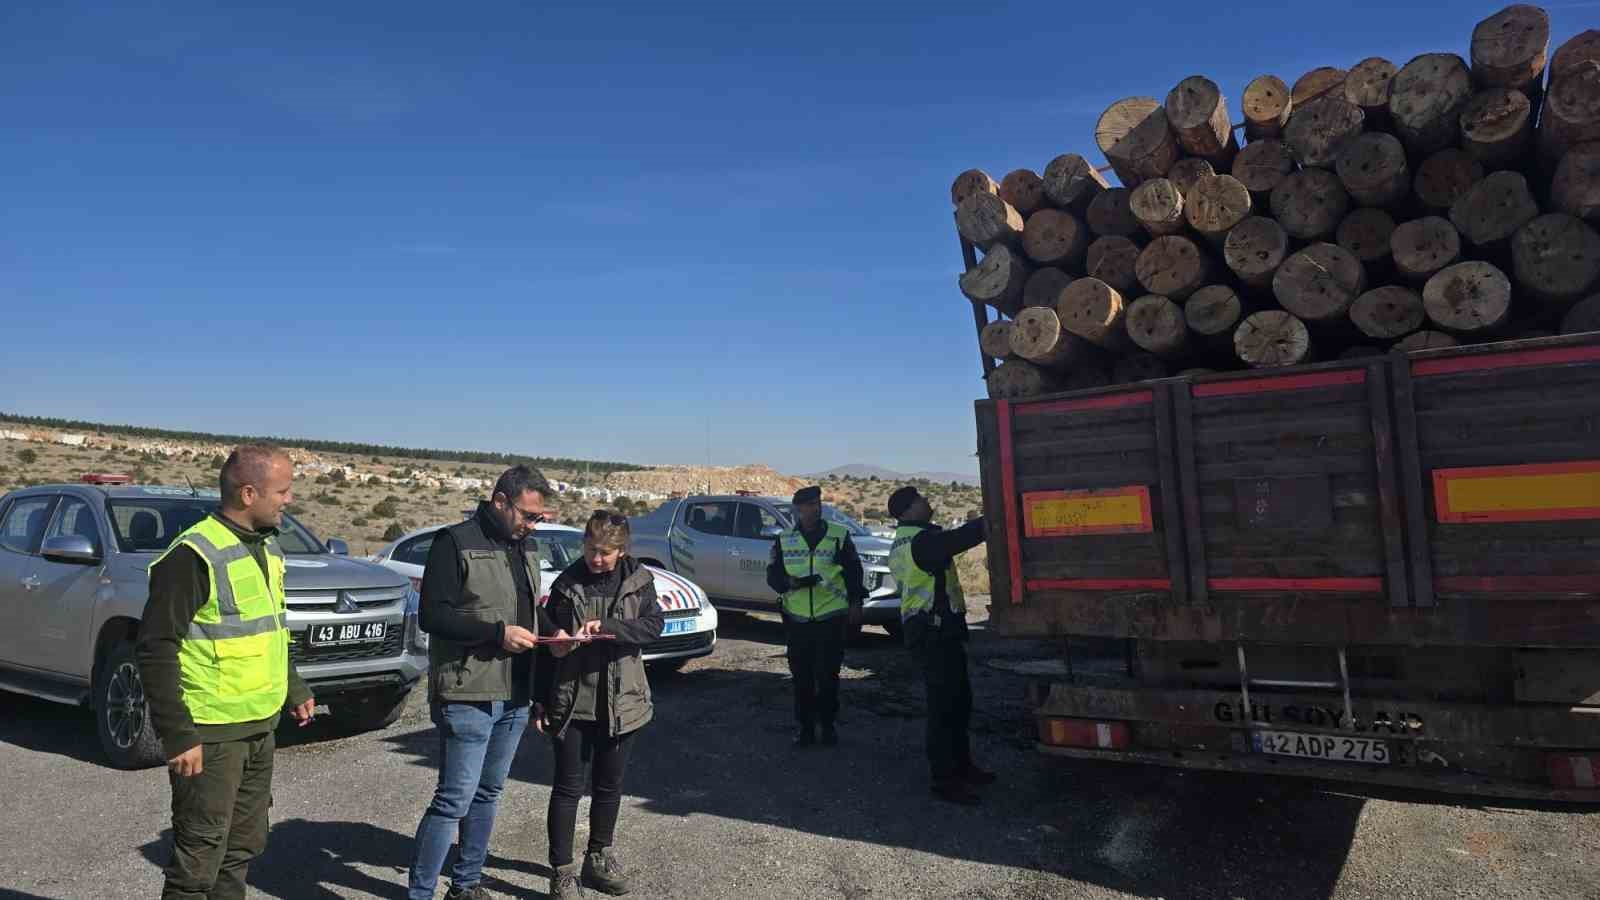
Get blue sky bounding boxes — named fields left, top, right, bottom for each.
left=2, top=1, right=1593, bottom=475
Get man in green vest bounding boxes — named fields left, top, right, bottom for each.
left=766, top=486, right=866, bottom=747
left=138, top=444, right=314, bottom=900
left=885, top=485, right=994, bottom=805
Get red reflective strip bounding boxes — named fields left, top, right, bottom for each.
left=1015, top=390, right=1153, bottom=415
left=1208, top=577, right=1384, bottom=592
left=1548, top=756, right=1600, bottom=789
left=1413, top=344, right=1600, bottom=376
left=998, top=400, right=1022, bottom=605
left=1437, top=575, right=1600, bottom=593
left=1038, top=718, right=1131, bottom=749
left=1193, top=370, right=1366, bottom=397
left=1027, top=578, right=1172, bottom=591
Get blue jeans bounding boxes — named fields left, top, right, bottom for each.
left=408, top=700, right=530, bottom=899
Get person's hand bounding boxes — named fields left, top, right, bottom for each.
left=168, top=745, right=203, bottom=777
left=501, top=625, right=537, bottom=653
left=289, top=697, right=315, bottom=728
left=792, top=574, right=822, bottom=589
left=549, top=628, right=577, bottom=658
left=532, top=703, right=549, bottom=734
left=848, top=605, right=863, bottom=627
left=579, top=620, right=604, bottom=638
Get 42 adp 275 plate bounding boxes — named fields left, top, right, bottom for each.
left=1252, top=730, right=1390, bottom=764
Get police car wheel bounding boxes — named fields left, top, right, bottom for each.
left=95, top=640, right=166, bottom=770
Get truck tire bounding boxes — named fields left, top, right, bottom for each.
left=95, top=640, right=166, bottom=770
left=343, top=684, right=413, bottom=732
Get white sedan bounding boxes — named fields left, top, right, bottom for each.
left=369, top=522, right=717, bottom=670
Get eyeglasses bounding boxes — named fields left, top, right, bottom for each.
left=590, top=510, right=627, bottom=526
left=508, top=504, right=546, bottom=524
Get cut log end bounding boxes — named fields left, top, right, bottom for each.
left=1394, top=330, right=1460, bottom=351
left=1391, top=215, right=1462, bottom=283
left=1553, top=143, right=1600, bottom=222
left=951, top=169, right=998, bottom=208
left=1087, top=188, right=1143, bottom=238
left=1235, top=310, right=1313, bottom=368
left=1511, top=212, right=1600, bottom=305
left=1010, top=306, right=1091, bottom=368
left=979, top=320, right=1015, bottom=360
left=956, top=192, right=1025, bottom=250
left=1085, top=235, right=1144, bottom=295
left=1129, top=178, right=1186, bottom=237
left=1285, top=96, right=1366, bottom=169
left=1292, top=67, right=1348, bottom=107
left=1335, top=132, right=1410, bottom=208
left=1243, top=74, right=1293, bottom=139
left=1126, top=294, right=1190, bottom=357
left=1136, top=235, right=1212, bottom=301
left=1041, top=154, right=1110, bottom=210
left=1336, top=207, right=1397, bottom=267
left=1224, top=216, right=1289, bottom=287
left=1389, top=53, right=1475, bottom=156
left=1185, top=284, right=1243, bottom=337
left=1022, top=267, right=1075, bottom=311
left=1095, top=97, right=1180, bottom=187
left=1471, top=5, right=1551, bottom=90
left=1460, top=88, right=1533, bottom=168
left=1449, top=170, right=1540, bottom=248
left=1232, top=139, right=1297, bottom=201
left=1185, top=175, right=1253, bottom=242
left=1351, top=286, right=1425, bottom=340
left=1167, top=158, right=1216, bottom=197
left=1415, top=149, right=1485, bottom=214
left=1552, top=30, right=1600, bottom=82
left=959, top=244, right=1033, bottom=316
left=1273, top=242, right=1368, bottom=324
left=1166, top=75, right=1236, bottom=165
left=999, top=169, right=1046, bottom=216
left=1422, top=261, right=1513, bottom=333
left=1056, top=277, right=1129, bottom=348
left=1022, top=208, right=1089, bottom=267
left=1561, top=294, right=1600, bottom=334
left=986, top=360, right=1064, bottom=400
left=1345, top=57, right=1398, bottom=115
left=1271, top=168, right=1351, bottom=241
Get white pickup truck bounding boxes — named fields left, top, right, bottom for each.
left=629, top=494, right=901, bottom=639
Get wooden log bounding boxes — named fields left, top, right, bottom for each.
left=1285, top=96, right=1365, bottom=169
left=1129, top=178, right=1186, bottom=237
left=1336, top=207, right=1396, bottom=269
left=1273, top=242, right=1368, bottom=326
left=999, top=169, right=1045, bottom=216
left=1041, top=154, right=1110, bottom=212
left=1389, top=54, right=1474, bottom=156
left=1539, top=60, right=1600, bottom=164
left=1414, top=149, right=1485, bottom=214
left=1243, top=75, right=1293, bottom=141
left=956, top=192, right=1024, bottom=250
left=1561, top=294, right=1600, bottom=334
left=1184, top=174, right=1252, bottom=244
left=1232, top=139, right=1296, bottom=205
left=1449, top=170, right=1540, bottom=250
left=1510, top=212, right=1600, bottom=306
left=1112, top=352, right=1169, bottom=384
left=1471, top=5, right=1550, bottom=94
left=1270, top=168, right=1350, bottom=241
left=1010, top=305, right=1096, bottom=369
left=1185, top=284, right=1243, bottom=340
left=1022, top=267, right=1075, bottom=310
left=1056, top=277, right=1131, bottom=349
left=1235, top=310, right=1313, bottom=368
left=959, top=244, right=1033, bottom=316
left=1552, top=31, right=1600, bottom=81
left=1422, top=261, right=1513, bottom=334
left=1223, top=216, right=1289, bottom=289
left=985, top=359, right=1066, bottom=400
left=1350, top=285, right=1425, bottom=340
left=1165, top=76, right=1238, bottom=169
left=979, top=320, right=1016, bottom=360
left=1126, top=294, right=1190, bottom=357
left=1085, top=235, right=1143, bottom=296
left=1095, top=97, right=1179, bottom=188
left=1292, top=67, right=1347, bottom=107
left=1459, top=88, right=1533, bottom=169
left=1062, top=363, right=1113, bottom=391
left=1167, top=158, right=1216, bottom=198
left=1087, top=187, right=1142, bottom=238
left=1136, top=235, right=1212, bottom=301
left=1339, top=346, right=1386, bottom=360
left=1345, top=57, right=1398, bottom=125
left=1394, top=330, right=1460, bottom=351
left=951, top=169, right=998, bottom=207
left=1391, top=215, right=1462, bottom=283
left=1335, top=132, right=1410, bottom=208
left=1553, top=143, right=1600, bottom=222
left=1022, top=208, right=1089, bottom=267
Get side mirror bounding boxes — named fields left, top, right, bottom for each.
left=759, top=525, right=784, bottom=539
left=326, top=538, right=350, bottom=556
left=41, top=534, right=101, bottom=565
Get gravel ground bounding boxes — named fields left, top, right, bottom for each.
left=1, top=601, right=1597, bottom=900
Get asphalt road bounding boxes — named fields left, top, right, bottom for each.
left=1, top=604, right=1597, bottom=900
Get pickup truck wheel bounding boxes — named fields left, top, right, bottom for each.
left=95, top=640, right=166, bottom=770
left=343, top=685, right=412, bottom=732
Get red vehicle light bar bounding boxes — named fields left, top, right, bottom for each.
left=80, top=473, right=132, bottom=485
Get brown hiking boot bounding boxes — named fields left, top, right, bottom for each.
left=550, top=863, right=585, bottom=899
left=582, top=847, right=631, bottom=896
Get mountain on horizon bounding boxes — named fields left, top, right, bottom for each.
left=806, top=463, right=980, bottom=487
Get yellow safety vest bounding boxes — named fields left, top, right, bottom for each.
left=149, top=516, right=290, bottom=724
left=780, top=522, right=850, bottom=621
left=888, top=524, right=966, bottom=622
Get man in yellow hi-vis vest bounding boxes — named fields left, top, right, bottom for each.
left=138, top=445, right=313, bottom=900
left=885, top=485, right=993, bottom=806
left=766, top=486, right=865, bottom=747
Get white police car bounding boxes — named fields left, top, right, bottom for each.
left=369, top=522, right=717, bottom=670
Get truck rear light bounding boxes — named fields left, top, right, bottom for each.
left=1548, top=755, right=1600, bottom=789
left=1038, top=717, right=1130, bottom=749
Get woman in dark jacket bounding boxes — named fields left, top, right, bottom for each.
left=538, top=510, right=664, bottom=898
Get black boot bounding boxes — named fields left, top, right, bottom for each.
left=582, top=847, right=631, bottom=896
left=550, top=863, right=585, bottom=899
left=820, top=722, right=838, bottom=746
left=793, top=725, right=815, bottom=747
left=444, top=883, right=490, bottom=900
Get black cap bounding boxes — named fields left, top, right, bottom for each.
left=792, top=485, right=821, bottom=505
left=887, top=486, right=919, bottom=519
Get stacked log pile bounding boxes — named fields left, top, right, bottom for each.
left=956, top=4, right=1600, bottom=399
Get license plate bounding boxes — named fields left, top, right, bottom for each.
left=1252, top=730, right=1389, bottom=764
left=308, top=622, right=386, bottom=647
left=661, top=618, right=696, bottom=636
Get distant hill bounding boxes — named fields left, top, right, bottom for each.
left=807, top=464, right=980, bottom=487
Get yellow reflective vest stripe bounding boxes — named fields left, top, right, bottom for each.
left=149, top=516, right=290, bottom=724
left=779, top=522, right=850, bottom=621
left=888, top=524, right=966, bottom=621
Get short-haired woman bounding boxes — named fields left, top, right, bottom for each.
left=537, top=510, right=664, bottom=898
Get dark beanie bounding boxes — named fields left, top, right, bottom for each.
left=887, top=486, right=919, bottom=519
left=792, top=485, right=821, bottom=505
